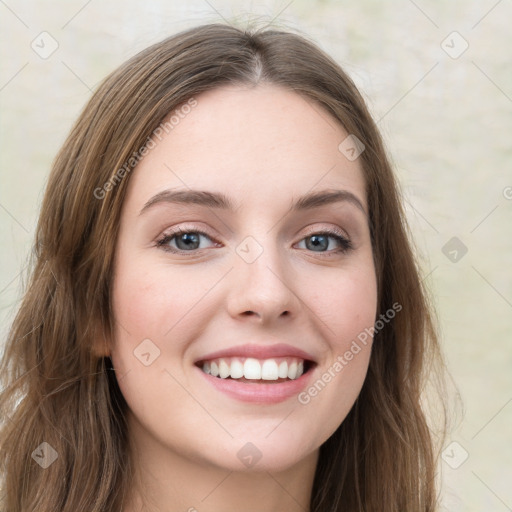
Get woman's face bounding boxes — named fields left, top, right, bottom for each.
left=110, top=84, right=378, bottom=473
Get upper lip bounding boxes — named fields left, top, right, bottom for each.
left=195, top=343, right=317, bottom=364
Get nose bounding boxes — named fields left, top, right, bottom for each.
left=226, top=241, right=299, bottom=325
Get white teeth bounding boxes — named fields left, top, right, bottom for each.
left=200, top=357, right=307, bottom=381
left=219, top=359, right=230, bottom=379
left=287, top=361, right=298, bottom=379
left=230, top=359, right=244, bottom=379
left=244, top=358, right=261, bottom=379
left=278, top=361, right=288, bottom=378
left=261, top=359, right=279, bottom=380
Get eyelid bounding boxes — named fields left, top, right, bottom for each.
left=299, top=224, right=350, bottom=240
left=157, top=223, right=216, bottom=239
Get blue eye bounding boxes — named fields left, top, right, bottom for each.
left=157, top=230, right=216, bottom=252
left=156, top=229, right=352, bottom=255
left=297, top=232, right=352, bottom=253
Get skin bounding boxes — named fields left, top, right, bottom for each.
left=109, top=84, right=378, bottom=512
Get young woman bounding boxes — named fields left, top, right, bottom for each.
left=0, top=23, right=446, bottom=511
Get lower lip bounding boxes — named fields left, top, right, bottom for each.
left=196, top=365, right=314, bottom=404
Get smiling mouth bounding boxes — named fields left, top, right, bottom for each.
left=196, top=356, right=315, bottom=383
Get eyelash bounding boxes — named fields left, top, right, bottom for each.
left=156, top=226, right=353, bottom=257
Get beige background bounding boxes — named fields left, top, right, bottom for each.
left=1, top=1, right=511, bottom=510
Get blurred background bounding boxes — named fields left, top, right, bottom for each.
left=1, top=1, right=510, bottom=509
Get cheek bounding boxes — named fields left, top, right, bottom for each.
left=109, top=255, right=227, bottom=391
left=111, top=257, right=215, bottom=343
left=109, top=259, right=215, bottom=443
left=306, top=264, right=378, bottom=349
left=295, top=267, right=377, bottom=445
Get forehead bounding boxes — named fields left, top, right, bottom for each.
left=125, top=84, right=367, bottom=211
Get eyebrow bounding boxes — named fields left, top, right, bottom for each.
left=139, top=188, right=367, bottom=216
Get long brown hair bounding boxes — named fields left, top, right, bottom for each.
left=0, top=23, right=447, bottom=511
